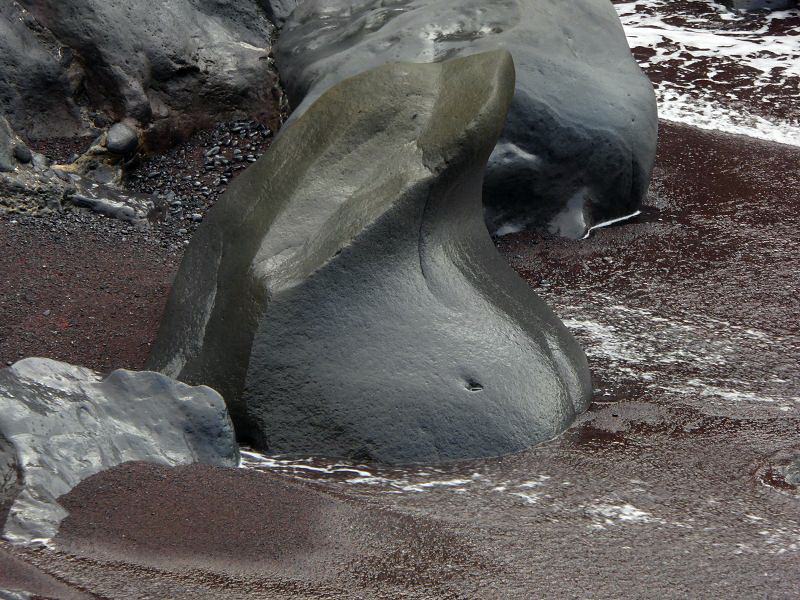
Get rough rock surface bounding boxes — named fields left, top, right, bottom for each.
left=0, top=115, right=157, bottom=223
left=1, top=0, right=281, bottom=143
left=0, top=358, right=238, bottom=545
left=276, top=0, right=658, bottom=237
left=148, top=50, right=592, bottom=464
left=0, top=117, right=25, bottom=174
left=721, top=0, right=797, bottom=9
left=263, top=0, right=301, bottom=26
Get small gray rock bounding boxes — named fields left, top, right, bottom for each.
left=12, top=144, right=31, bottom=164
left=105, top=123, right=139, bottom=155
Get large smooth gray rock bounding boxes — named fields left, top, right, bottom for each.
left=0, top=358, right=238, bottom=545
left=1, top=0, right=280, bottom=141
left=275, top=0, right=658, bottom=238
left=148, top=50, right=592, bottom=464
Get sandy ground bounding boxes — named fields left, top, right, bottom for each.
left=0, top=121, right=798, bottom=598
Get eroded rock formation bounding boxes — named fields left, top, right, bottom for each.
left=0, top=358, right=238, bottom=545
left=148, top=50, right=592, bottom=464
left=275, top=0, right=658, bottom=237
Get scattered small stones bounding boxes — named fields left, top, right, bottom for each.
left=1, top=118, right=277, bottom=254
left=126, top=118, right=274, bottom=242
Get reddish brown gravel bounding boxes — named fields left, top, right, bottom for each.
left=0, top=220, right=177, bottom=373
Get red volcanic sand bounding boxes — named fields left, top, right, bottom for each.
left=0, top=122, right=798, bottom=598
left=9, top=462, right=485, bottom=600
left=0, top=221, right=177, bottom=373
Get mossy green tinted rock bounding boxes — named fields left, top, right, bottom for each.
left=148, top=50, right=592, bottom=464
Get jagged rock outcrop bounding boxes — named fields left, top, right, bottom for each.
left=148, top=50, right=592, bottom=464
left=1, top=114, right=156, bottom=222
left=275, top=0, right=658, bottom=238
left=1, top=0, right=281, bottom=144
left=0, top=358, right=238, bottom=545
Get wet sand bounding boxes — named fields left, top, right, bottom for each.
left=1, top=121, right=798, bottom=598
left=613, top=0, right=800, bottom=145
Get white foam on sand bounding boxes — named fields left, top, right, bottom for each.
left=615, top=0, right=800, bottom=146
left=586, top=502, right=663, bottom=527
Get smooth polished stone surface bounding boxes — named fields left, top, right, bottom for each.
left=148, top=50, right=592, bottom=464
left=275, top=0, right=658, bottom=238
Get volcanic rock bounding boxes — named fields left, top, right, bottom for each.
left=105, top=123, right=139, bottom=156
left=0, top=117, right=19, bottom=173
left=275, top=0, right=658, bottom=237
left=11, top=145, right=31, bottom=165
left=1, top=0, right=280, bottom=142
left=0, top=358, right=238, bottom=545
left=148, top=50, right=592, bottom=464
left=0, top=2, right=81, bottom=139
left=720, top=0, right=797, bottom=9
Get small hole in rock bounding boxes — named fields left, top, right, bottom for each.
left=466, top=379, right=484, bottom=392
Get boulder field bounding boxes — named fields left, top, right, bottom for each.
left=148, top=50, right=592, bottom=464
left=275, top=0, right=658, bottom=237
left=0, top=358, right=238, bottom=545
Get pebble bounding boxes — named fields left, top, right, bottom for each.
left=121, top=117, right=277, bottom=245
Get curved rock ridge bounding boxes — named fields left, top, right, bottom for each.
left=275, top=0, right=658, bottom=238
left=1, top=0, right=280, bottom=142
left=0, top=358, right=238, bottom=545
left=148, top=50, right=592, bottom=464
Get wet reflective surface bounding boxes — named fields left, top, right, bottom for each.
left=241, top=122, right=800, bottom=596
left=614, top=0, right=800, bottom=144
left=3, top=4, right=799, bottom=597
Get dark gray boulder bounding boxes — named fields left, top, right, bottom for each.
left=275, top=0, right=658, bottom=238
left=720, top=0, right=797, bottom=9
left=0, top=2, right=81, bottom=139
left=261, top=0, right=301, bottom=26
left=0, top=117, right=18, bottom=173
left=105, top=123, right=139, bottom=156
left=148, top=50, right=592, bottom=464
left=1, top=0, right=281, bottom=142
left=11, top=144, right=31, bottom=165
left=0, top=358, right=238, bottom=545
